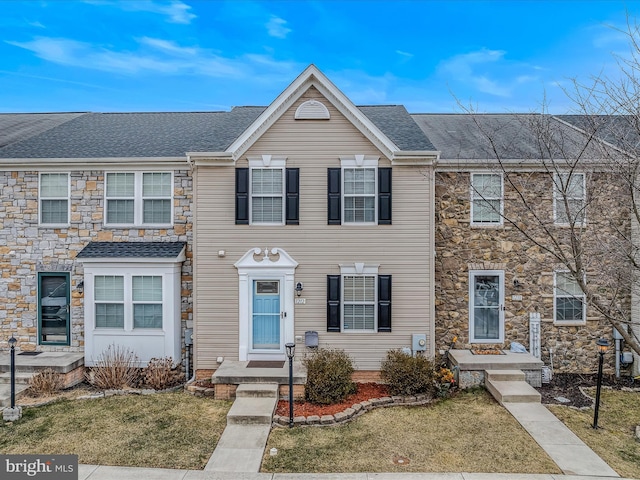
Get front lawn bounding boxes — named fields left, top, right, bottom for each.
left=0, top=392, right=231, bottom=470
left=262, top=389, right=561, bottom=474
left=548, top=388, right=640, bottom=479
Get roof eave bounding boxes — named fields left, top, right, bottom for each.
left=0, top=156, right=188, bottom=169
left=392, top=150, right=440, bottom=166
left=187, top=152, right=235, bottom=166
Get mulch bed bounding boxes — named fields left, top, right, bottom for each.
left=537, top=373, right=637, bottom=408
left=275, top=382, right=389, bottom=417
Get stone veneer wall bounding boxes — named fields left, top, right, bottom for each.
left=435, top=171, right=630, bottom=374
left=0, top=170, right=193, bottom=362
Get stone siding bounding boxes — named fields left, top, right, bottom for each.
left=435, top=171, right=629, bottom=374
left=0, top=170, right=193, bottom=363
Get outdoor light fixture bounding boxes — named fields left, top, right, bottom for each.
left=592, top=337, right=609, bottom=429
left=8, top=336, right=17, bottom=409
left=285, top=342, right=295, bottom=428
left=295, top=282, right=303, bottom=297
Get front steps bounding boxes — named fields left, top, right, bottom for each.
left=485, top=369, right=541, bottom=405
left=205, top=383, right=278, bottom=472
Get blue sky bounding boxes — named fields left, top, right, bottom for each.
left=1, top=0, right=639, bottom=114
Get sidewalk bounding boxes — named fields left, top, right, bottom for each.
left=78, top=466, right=637, bottom=480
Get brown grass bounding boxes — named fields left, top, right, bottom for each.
left=262, top=389, right=561, bottom=474
left=0, top=392, right=231, bottom=470
left=548, top=388, right=640, bottom=479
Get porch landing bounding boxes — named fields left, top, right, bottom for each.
left=448, top=349, right=543, bottom=388
left=211, top=360, right=307, bottom=398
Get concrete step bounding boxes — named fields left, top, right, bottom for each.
left=486, top=379, right=541, bottom=405
left=0, top=383, right=31, bottom=407
left=235, top=383, right=278, bottom=398
left=486, top=369, right=526, bottom=382
left=226, top=396, right=277, bottom=425
left=0, top=372, right=34, bottom=385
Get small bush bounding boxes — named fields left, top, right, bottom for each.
left=303, top=348, right=356, bottom=405
left=143, top=357, right=183, bottom=390
left=380, top=349, right=436, bottom=396
left=29, top=368, right=64, bottom=396
left=85, top=345, right=140, bottom=390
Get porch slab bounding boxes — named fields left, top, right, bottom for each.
left=211, top=360, right=306, bottom=385
left=448, top=350, right=543, bottom=388
left=0, top=352, right=84, bottom=374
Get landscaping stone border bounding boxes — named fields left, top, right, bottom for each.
left=272, top=393, right=434, bottom=428
left=184, top=383, right=215, bottom=397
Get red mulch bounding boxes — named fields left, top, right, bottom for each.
left=275, top=382, right=389, bottom=417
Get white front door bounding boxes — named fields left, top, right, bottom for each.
left=251, top=280, right=282, bottom=351
left=469, top=270, right=504, bottom=343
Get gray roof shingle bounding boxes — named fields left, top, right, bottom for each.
left=76, top=241, right=186, bottom=259
left=0, top=112, right=86, bottom=148
left=0, top=105, right=434, bottom=159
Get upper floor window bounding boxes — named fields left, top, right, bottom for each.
left=40, top=173, right=69, bottom=226
left=251, top=167, right=284, bottom=224
left=105, top=172, right=172, bottom=226
left=235, top=156, right=299, bottom=226
left=471, top=173, right=503, bottom=225
left=554, top=173, right=585, bottom=225
left=554, top=271, right=586, bottom=324
left=328, top=155, right=391, bottom=225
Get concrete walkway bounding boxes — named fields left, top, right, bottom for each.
left=78, top=465, right=636, bottom=480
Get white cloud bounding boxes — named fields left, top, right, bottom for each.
left=85, top=0, right=196, bottom=24
left=5, top=36, right=301, bottom=80
left=396, top=50, right=413, bottom=58
left=266, top=15, right=291, bottom=39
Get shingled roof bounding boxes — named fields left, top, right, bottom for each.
left=76, top=241, right=186, bottom=259
left=0, top=112, right=86, bottom=149
left=0, top=105, right=434, bottom=159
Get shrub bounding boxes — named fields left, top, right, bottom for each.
left=85, top=345, right=140, bottom=390
left=143, top=357, right=183, bottom=390
left=29, top=368, right=64, bottom=396
left=380, top=349, right=436, bottom=396
left=303, top=348, right=356, bottom=405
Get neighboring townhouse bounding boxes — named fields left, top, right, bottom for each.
left=0, top=66, right=635, bottom=379
left=412, top=113, right=636, bottom=374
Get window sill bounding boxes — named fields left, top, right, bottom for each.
left=470, top=223, right=503, bottom=228
left=553, top=321, right=586, bottom=326
left=39, top=224, right=70, bottom=229
left=103, top=224, right=174, bottom=229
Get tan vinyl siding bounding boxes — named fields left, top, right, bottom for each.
left=194, top=87, right=433, bottom=371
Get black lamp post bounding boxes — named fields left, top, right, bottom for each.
left=285, top=342, right=295, bottom=428
left=8, top=336, right=17, bottom=409
left=592, top=337, right=609, bottom=429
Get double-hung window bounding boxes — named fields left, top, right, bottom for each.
left=94, top=274, right=163, bottom=329
left=251, top=167, right=284, bottom=224
left=554, top=271, right=586, bottom=323
left=105, top=172, right=172, bottom=226
left=327, top=156, right=392, bottom=225
left=327, top=264, right=392, bottom=333
left=40, top=173, right=70, bottom=226
left=554, top=173, right=585, bottom=225
left=471, top=173, right=502, bottom=225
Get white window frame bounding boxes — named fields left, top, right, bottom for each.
left=39, top=172, right=70, bottom=227
left=248, top=156, right=286, bottom=225
left=340, top=263, right=379, bottom=333
left=341, top=155, right=379, bottom=225
left=470, top=172, right=503, bottom=226
left=554, top=172, right=586, bottom=226
left=104, top=171, right=173, bottom=227
left=554, top=270, right=587, bottom=325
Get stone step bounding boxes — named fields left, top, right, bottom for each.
left=485, top=369, right=526, bottom=382
left=235, top=383, right=278, bottom=398
left=227, top=396, right=277, bottom=425
left=0, top=383, right=31, bottom=408
left=0, top=372, right=34, bottom=385
left=486, top=379, right=541, bottom=405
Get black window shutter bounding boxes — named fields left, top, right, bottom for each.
left=285, top=168, right=299, bottom=225
left=378, top=167, right=392, bottom=225
left=235, top=168, right=249, bottom=225
left=327, top=168, right=341, bottom=225
left=378, top=275, right=392, bottom=332
left=327, top=275, right=341, bottom=332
